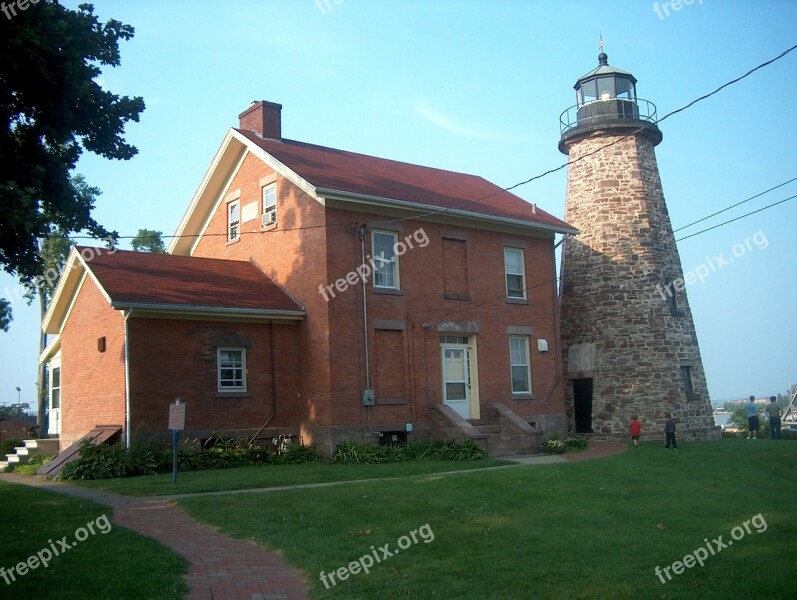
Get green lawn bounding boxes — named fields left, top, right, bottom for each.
left=0, top=482, right=187, bottom=599
left=74, top=459, right=511, bottom=496
left=179, top=439, right=797, bottom=600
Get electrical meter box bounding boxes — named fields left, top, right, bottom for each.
left=362, top=389, right=376, bottom=406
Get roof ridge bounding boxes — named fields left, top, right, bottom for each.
left=236, top=129, right=489, bottom=181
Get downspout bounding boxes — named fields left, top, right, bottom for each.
left=359, top=224, right=371, bottom=390
left=123, top=309, right=132, bottom=449
left=247, top=321, right=278, bottom=446
left=544, top=236, right=567, bottom=404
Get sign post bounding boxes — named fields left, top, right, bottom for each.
left=168, top=398, right=186, bottom=485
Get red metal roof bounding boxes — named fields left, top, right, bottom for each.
left=78, top=248, right=303, bottom=313
left=237, top=130, right=572, bottom=231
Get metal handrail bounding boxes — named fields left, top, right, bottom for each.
left=560, top=98, right=658, bottom=134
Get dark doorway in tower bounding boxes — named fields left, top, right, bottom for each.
left=573, top=378, right=593, bottom=433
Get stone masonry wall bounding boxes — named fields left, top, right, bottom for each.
left=560, top=130, right=718, bottom=440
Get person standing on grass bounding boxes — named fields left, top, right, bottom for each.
left=746, top=395, right=760, bottom=439
left=629, top=415, right=642, bottom=447
left=766, top=396, right=782, bottom=440
left=664, top=413, right=677, bottom=449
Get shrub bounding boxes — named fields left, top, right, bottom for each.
left=332, top=439, right=487, bottom=465
left=565, top=435, right=588, bottom=450
left=60, top=441, right=135, bottom=480
left=277, top=444, right=324, bottom=465
left=1, top=438, right=23, bottom=458
left=542, top=438, right=566, bottom=454
left=332, top=441, right=388, bottom=464
left=6, top=453, right=53, bottom=475
left=429, top=440, right=487, bottom=461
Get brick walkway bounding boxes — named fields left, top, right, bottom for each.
left=0, top=473, right=309, bottom=600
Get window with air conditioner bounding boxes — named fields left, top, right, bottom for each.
left=262, top=183, right=277, bottom=226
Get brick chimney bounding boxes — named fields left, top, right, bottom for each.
left=238, top=100, right=282, bottom=140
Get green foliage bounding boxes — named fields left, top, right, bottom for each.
left=276, top=443, right=324, bottom=465
left=5, top=453, right=53, bottom=475
left=542, top=438, right=566, bottom=454
left=131, top=229, right=166, bottom=253
left=58, top=439, right=326, bottom=480
left=332, top=439, right=487, bottom=465
left=0, top=437, right=23, bottom=457
left=0, top=2, right=145, bottom=326
left=0, top=298, right=10, bottom=332
left=565, top=434, right=588, bottom=450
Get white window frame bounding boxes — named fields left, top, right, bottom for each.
left=504, top=248, right=526, bottom=299
left=262, top=183, right=277, bottom=223
left=50, top=364, right=61, bottom=409
left=217, top=347, right=246, bottom=391
left=372, top=230, right=399, bottom=290
left=227, top=200, right=241, bottom=242
left=509, top=336, right=532, bottom=394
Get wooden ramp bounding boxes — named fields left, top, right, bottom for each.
left=37, top=426, right=122, bottom=477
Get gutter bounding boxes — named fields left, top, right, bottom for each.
left=315, top=187, right=579, bottom=236
left=109, top=302, right=305, bottom=320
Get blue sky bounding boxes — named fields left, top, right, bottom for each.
left=1, top=0, right=796, bottom=408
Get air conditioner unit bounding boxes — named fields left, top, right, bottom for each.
left=261, top=211, right=276, bottom=227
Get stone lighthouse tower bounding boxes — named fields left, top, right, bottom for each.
left=558, top=52, right=718, bottom=440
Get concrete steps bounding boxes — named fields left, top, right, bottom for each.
left=1, top=438, right=59, bottom=470
left=431, top=403, right=544, bottom=457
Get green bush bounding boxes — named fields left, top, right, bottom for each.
left=60, top=441, right=135, bottom=480
left=5, top=453, right=53, bottom=475
left=277, top=443, right=324, bottom=465
left=565, top=435, right=588, bottom=450
left=332, top=439, right=487, bottom=465
left=542, top=438, right=566, bottom=454
left=1, top=438, right=23, bottom=458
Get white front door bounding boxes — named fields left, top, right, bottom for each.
left=442, top=346, right=470, bottom=419
left=48, top=358, right=61, bottom=436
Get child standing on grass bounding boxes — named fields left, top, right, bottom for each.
left=629, top=415, right=642, bottom=447
left=664, top=413, right=677, bottom=450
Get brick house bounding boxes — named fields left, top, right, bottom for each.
left=41, top=101, right=576, bottom=455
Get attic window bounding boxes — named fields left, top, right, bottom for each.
left=228, top=201, right=240, bottom=242
left=262, top=183, right=277, bottom=227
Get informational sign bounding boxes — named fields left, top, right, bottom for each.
left=168, top=399, right=186, bottom=431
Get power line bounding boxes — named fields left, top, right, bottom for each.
left=674, top=176, right=797, bottom=233
left=675, top=194, right=796, bottom=242
left=66, top=42, right=797, bottom=243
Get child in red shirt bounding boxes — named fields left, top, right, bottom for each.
left=629, top=416, right=642, bottom=447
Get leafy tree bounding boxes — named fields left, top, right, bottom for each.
left=24, top=230, right=76, bottom=432
left=0, top=403, right=31, bottom=419
left=131, top=229, right=166, bottom=253
left=0, top=2, right=145, bottom=328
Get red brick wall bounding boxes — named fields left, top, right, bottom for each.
left=190, top=154, right=334, bottom=437
left=60, top=276, right=126, bottom=448
left=188, top=153, right=565, bottom=445
left=127, top=318, right=300, bottom=439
